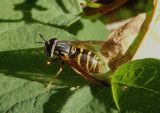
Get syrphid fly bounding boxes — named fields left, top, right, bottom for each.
left=37, top=34, right=110, bottom=88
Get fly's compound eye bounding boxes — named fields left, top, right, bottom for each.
left=44, top=41, right=53, bottom=57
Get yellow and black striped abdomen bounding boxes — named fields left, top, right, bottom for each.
left=69, top=47, right=101, bottom=74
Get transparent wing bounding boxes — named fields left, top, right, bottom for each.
left=68, top=41, right=105, bottom=53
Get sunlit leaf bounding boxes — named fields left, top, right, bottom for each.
left=112, top=58, right=160, bottom=112
left=0, top=0, right=82, bottom=33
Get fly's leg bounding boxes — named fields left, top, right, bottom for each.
left=46, top=61, right=64, bottom=88
left=46, top=58, right=58, bottom=67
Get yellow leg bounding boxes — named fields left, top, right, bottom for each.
left=46, top=62, right=64, bottom=88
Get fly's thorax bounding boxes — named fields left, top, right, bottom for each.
left=54, top=41, right=71, bottom=56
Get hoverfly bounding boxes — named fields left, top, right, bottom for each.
left=37, top=34, right=109, bottom=88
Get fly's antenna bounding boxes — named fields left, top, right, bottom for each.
left=35, top=33, right=47, bottom=44
left=35, top=41, right=44, bottom=44
left=39, top=33, right=46, bottom=42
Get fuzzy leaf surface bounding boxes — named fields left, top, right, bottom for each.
left=0, top=0, right=82, bottom=33
left=0, top=24, right=116, bottom=113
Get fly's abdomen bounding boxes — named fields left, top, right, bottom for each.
left=70, top=47, right=101, bottom=74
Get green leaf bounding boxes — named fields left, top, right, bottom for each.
left=0, top=24, right=85, bottom=112
left=112, top=58, right=160, bottom=112
left=0, top=0, right=82, bottom=33
left=61, top=85, right=118, bottom=113
left=0, top=24, right=78, bottom=52
left=66, top=19, right=110, bottom=40
left=0, top=74, right=62, bottom=113
left=0, top=24, right=115, bottom=112
left=0, top=23, right=90, bottom=85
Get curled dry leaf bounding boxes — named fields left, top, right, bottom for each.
left=100, top=14, right=146, bottom=71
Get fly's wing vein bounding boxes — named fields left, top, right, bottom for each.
left=69, top=41, right=105, bottom=53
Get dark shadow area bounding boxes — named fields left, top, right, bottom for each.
left=0, top=0, right=63, bottom=29
left=0, top=0, right=84, bottom=30
left=43, top=87, right=73, bottom=113
left=65, top=20, right=83, bottom=36
left=0, top=47, right=90, bottom=113
left=0, top=0, right=89, bottom=38
left=89, top=84, right=118, bottom=112
left=0, top=0, right=47, bottom=24
left=0, top=48, right=87, bottom=87
left=0, top=19, right=22, bottom=22
left=14, top=0, right=69, bottom=29
left=43, top=84, right=109, bottom=113
left=0, top=48, right=115, bottom=113
left=55, top=0, right=70, bottom=13
left=13, top=0, right=47, bottom=23
left=0, top=48, right=97, bottom=113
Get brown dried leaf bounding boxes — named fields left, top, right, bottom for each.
left=100, top=14, right=146, bottom=71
